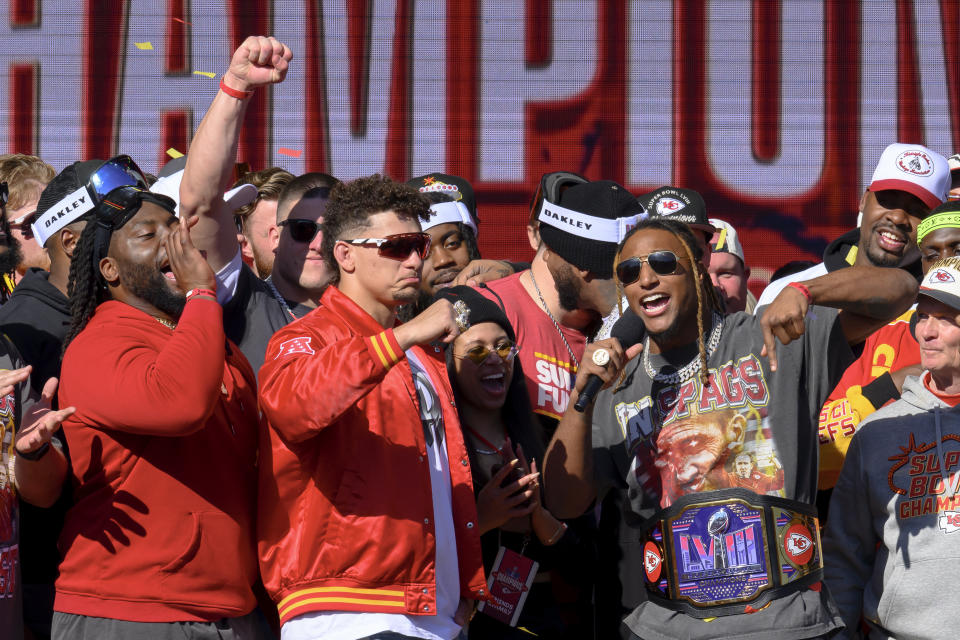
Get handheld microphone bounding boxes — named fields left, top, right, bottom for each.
left=573, top=308, right=646, bottom=412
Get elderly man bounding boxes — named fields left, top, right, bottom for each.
left=825, top=256, right=960, bottom=639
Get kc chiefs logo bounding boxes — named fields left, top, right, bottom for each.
left=896, top=150, right=935, bottom=176
left=274, top=336, right=315, bottom=360
left=783, top=523, right=814, bottom=566
left=643, top=540, right=663, bottom=583
left=655, top=197, right=686, bottom=215
left=929, top=268, right=955, bottom=284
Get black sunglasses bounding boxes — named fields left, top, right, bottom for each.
left=279, top=218, right=321, bottom=243
left=344, top=232, right=432, bottom=261
left=0, top=182, right=7, bottom=207
left=616, top=251, right=688, bottom=284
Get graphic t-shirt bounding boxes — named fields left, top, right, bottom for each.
left=481, top=273, right=586, bottom=420
left=817, top=309, right=918, bottom=488
left=592, top=309, right=852, bottom=639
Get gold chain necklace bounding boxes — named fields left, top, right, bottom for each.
left=153, top=316, right=177, bottom=330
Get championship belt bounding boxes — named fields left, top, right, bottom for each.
left=639, top=488, right=822, bottom=618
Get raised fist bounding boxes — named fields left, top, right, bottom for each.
left=223, top=35, right=293, bottom=92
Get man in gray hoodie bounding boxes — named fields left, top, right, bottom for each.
left=825, top=255, right=960, bottom=639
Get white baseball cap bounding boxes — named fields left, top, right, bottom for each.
left=918, top=258, right=960, bottom=311
left=150, top=169, right=258, bottom=217
left=869, top=143, right=950, bottom=210
left=709, top=218, right=745, bottom=263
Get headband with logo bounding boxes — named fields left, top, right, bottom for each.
left=31, top=185, right=96, bottom=247
left=537, top=199, right=641, bottom=243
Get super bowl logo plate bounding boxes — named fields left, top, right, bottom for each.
left=668, top=500, right=771, bottom=606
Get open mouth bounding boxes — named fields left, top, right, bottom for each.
left=159, top=262, right=177, bottom=283
left=640, top=293, right=671, bottom=316
left=876, top=228, right=906, bottom=253
left=479, top=372, right=506, bottom=394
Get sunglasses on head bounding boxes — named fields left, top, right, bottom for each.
left=87, top=155, right=149, bottom=203
left=279, top=218, right=321, bottom=243
left=0, top=182, right=7, bottom=207
left=457, top=340, right=519, bottom=365
left=97, top=185, right=176, bottom=228
left=616, top=251, right=688, bottom=284
left=344, top=232, right=432, bottom=261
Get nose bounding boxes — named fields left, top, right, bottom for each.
left=916, top=317, right=938, bottom=341
left=709, top=271, right=720, bottom=288
left=884, top=206, right=910, bottom=227
left=638, top=260, right=660, bottom=287
left=308, top=228, right=324, bottom=253
left=401, top=247, right=423, bottom=269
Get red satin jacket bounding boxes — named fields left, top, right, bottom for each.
left=257, top=286, right=486, bottom=625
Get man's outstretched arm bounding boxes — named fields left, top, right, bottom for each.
left=179, top=35, right=292, bottom=271
left=760, top=265, right=917, bottom=371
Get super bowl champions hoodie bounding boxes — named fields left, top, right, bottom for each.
left=824, top=373, right=960, bottom=639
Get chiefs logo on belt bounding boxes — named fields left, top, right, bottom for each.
left=783, top=523, right=814, bottom=566
left=643, top=540, right=663, bottom=583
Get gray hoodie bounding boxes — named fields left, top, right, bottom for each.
left=824, top=374, right=960, bottom=639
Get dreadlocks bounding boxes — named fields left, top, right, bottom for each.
left=614, top=218, right=722, bottom=383
left=63, top=221, right=106, bottom=351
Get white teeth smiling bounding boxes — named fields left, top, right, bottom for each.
left=880, top=231, right=902, bottom=242
left=482, top=373, right=503, bottom=381
left=641, top=293, right=669, bottom=311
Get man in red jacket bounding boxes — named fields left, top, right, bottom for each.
left=258, top=175, right=488, bottom=640
left=52, top=186, right=267, bottom=639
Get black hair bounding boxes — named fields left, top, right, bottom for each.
left=614, top=218, right=722, bottom=382
left=445, top=349, right=547, bottom=495
left=63, top=220, right=106, bottom=351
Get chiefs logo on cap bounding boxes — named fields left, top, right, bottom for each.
left=643, top=540, right=663, bottom=583
left=783, top=523, right=814, bottom=566
left=930, top=268, right=956, bottom=284
left=655, top=197, right=686, bottom=215
left=896, top=150, right=935, bottom=177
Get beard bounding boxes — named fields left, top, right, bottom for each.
left=117, top=259, right=186, bottom=318
left=252, top=248, right=273, bottom=278
left=552, top=262, right=582, bottom=312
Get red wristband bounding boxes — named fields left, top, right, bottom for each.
left=786, top=281, right=813, bottom=304
left=219, top=78, right=253, bottom=100
left=186, top=288, right=217, bottom=302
